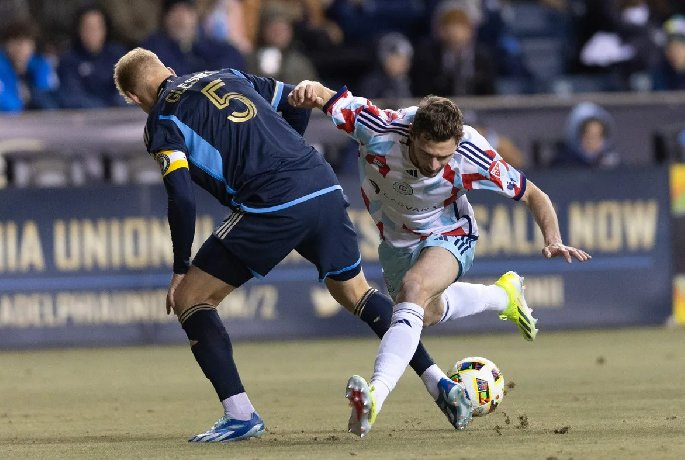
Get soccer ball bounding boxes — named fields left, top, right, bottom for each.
left=448, top=356, right=504, bottom=416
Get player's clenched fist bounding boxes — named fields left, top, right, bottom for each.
left=288, top=80, right=337, bottom=110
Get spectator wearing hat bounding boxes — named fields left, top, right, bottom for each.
left=58, top=5, right=128, bottom=108
left=359, top=32, right=414, bottom=102
left=0, top=19, right=59, bottom=112
left=552, top=102, right=620, bottom=168
left=653, top=15, right=685, bottom=90
left=411, top=2, right=496, bottom=97
left=142, top=0, right=244, bottom=76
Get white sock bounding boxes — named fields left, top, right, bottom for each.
left=370, top=302, right=424, bottom=413
left=221, top=392, right=255, bottom=420
left=438, top=282, right=508, bottom=323
left=420, top=364, right=449, bottom=400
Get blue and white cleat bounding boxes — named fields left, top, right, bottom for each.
left=436, top=378, right=472, bottom=430
left=188, top=412, right=265, bottom=443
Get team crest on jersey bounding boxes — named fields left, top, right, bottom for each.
left=393, top=181, right=414, bottom=196
left=489, top=161, right=501, bottom=179
left=488, top=160, right=504, bottom=189
left=154, top=152, right=171, bottom=174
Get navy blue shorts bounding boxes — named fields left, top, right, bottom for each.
left=192, top=189, right=362, bottom=287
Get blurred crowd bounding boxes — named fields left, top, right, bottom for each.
left=2, top=0, right=685, bottom=114
left=2, top=0, right=685, bottom=185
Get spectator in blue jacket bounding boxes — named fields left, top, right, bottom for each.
left=58, top=5, right=128, bottom=108
left=142, top=0, right=244, bottom=76
left=0, top=20, right=59, bottom=112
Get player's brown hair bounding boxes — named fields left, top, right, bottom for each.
left=113, top=47, right=165, bottom=103
left=412, top=95, right=464, bottom=142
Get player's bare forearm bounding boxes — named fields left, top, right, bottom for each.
left=521, top=180, right=591, bottom=263
left=522, top=181, right=562, bottom=246
left=287, top=80, right=337, bottom=110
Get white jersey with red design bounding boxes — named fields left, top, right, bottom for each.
left=323, top=86, right=527, bottom=248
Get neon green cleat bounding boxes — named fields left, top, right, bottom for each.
left=496, top=271, right=538, bottom=341
left=345, top=375, right=377, bottom=437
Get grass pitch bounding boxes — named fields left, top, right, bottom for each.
left=1, top=327, right=684, bottom=459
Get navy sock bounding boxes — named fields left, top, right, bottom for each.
left=355, top=289, right=435, bottom=376
left=180, top=304, right=244, bottom=401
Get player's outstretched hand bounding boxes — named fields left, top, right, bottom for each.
left=288, top=80, right=325, bottom=109
left=542, top=243, right=591, bottom=263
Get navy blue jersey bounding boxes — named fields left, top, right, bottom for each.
left=143, top=69, right=341, bottom=273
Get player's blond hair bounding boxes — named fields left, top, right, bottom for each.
left=113, top=47, right=165, bottom=103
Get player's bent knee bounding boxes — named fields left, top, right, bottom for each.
left=397, top=274, right=429, bottom=305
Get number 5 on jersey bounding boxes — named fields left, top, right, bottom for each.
left=201, top=79, right=257, bottom=123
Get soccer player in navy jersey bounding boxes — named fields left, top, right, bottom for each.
left=113, top=48, right=473, bottom=442
left=289, top=80, right=592, bottom=437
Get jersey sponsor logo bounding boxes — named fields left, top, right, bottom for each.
left=201, top=79, right=257, bottom=123
left=382, top=192, right=439, bottom=212
left=405, top=169, right=418, bottom=178
left=393, top=181, right=414, bottom=196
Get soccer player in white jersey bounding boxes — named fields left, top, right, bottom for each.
left=288, top=81, right=591, bottom=437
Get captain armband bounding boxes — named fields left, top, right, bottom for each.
left=153, top=150, right=188, bottom=176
